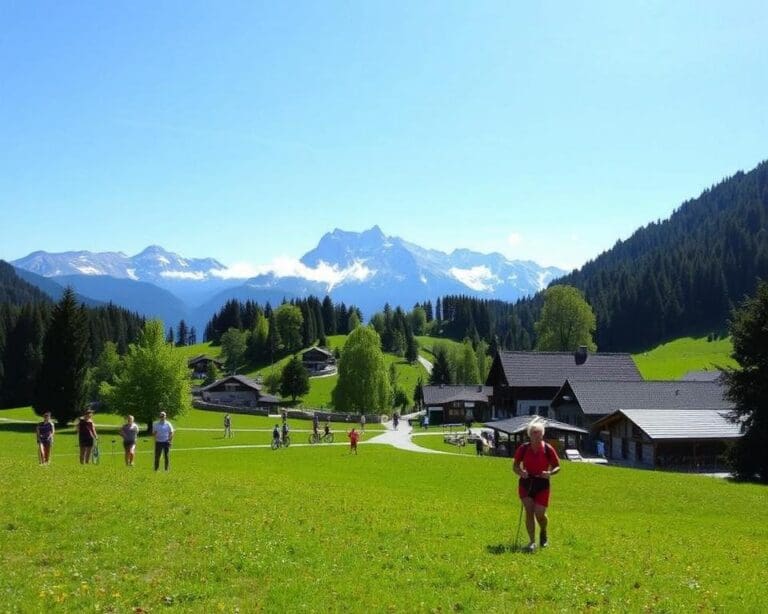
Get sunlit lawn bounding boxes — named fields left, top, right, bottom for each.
left=1, top=406, right=766, bottom=612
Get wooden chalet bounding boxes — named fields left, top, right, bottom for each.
left=485, top=347, right=641, bottom=419
left=200, top=375, right=280, bottom=408
left=301, top=346, right=336, bottom=374
left=188, top=354, right=224, bottom=378
left=550, top=379, right=731, bottom=430
left=591, top=408, right=741, bottom=471
left=422, top=384, right=493, bottom=425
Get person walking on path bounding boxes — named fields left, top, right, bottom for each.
left=513, top=418, right=560, bottom=553
left=153, top=411, right=175, bottom=471
left=78, top=410, right=98, bottom=464
left=119, top=415, right=139, bottom=466
left=347, top=427, right=360, bottom=454
left=36, top=412, right=55, bottom=464
left=224, top=413, right=233, bottom=438
left=359, top=413, right=366, bottom=433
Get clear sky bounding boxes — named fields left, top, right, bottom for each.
left=1, top=1, right=767, bottom=273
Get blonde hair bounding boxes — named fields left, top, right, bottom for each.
left=527, top=418, right=546, bottom=438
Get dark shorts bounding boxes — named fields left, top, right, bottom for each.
left=79, top=437, right=94, bottom=448
left=123, top=441, right=136, bottom=450
left=38, top=439, right=52, bottom=448
left=518, top=477, right=551, bottom=507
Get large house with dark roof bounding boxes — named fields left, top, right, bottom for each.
left=550, top=379, right=731, bottom=429
left=422, top=385, right=493, bottom=424
left=200, top=375, right=280, bottom=408
left=301, top=346, right=336, bottom=374
left=485, top=347, right=641, bottom=419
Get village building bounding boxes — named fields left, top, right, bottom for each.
left=482, top=415, right=588, bottom=458
left=549, top=379, right=731, bottom=430
left=422, top=384, right=493, bottom=425
left=301, top=346, right=336, bottom=375
left=591, top=408, right=741, bottom=471
left=187, top=354, right=224, bottom=378
left=485, top=347, right=641, bottom=419
left=200, top=375, right=280, bottom=408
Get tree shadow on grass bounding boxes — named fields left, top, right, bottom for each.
left=0, top=422, right=39, bottom=434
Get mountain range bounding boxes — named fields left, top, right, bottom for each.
left=10, top=227, right=565, bottom=333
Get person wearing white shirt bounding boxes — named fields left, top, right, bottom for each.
left=152, top=411, right=175, bottom=471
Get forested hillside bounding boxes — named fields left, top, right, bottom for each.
left=435, top=161, right=768, bottom=352
left=0, top=262, right=145, bottom=408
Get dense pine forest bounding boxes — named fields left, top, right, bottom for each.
left=0, top=261, right=145, bottom=408
left=434, top=161, right=768, bottom=352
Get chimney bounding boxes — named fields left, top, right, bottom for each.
left=575, top=345, right=588, bottom=365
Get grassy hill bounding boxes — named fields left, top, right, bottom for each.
left=1, top=406, right=765, bottom=611
left=632, top=336, right=736, bottom=380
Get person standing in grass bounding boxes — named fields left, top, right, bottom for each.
left=513, top=418, right=560, bottom=553
left=359, top=413, right=366, bottom=433
left=152, top=411, right=174, bottom=471
left=119, top=415, right=139, bottom=466
left=347, top=427, right=360, bottom=454
left=36, top=412, right=55, bottom=464
left=224, top=413, right=232, bottom=438
left=78, top=410, right=98, bottom=464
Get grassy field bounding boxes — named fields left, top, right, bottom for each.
left=632, top=336, right=737, bottom=380
left=2, top=406, right=766, bottom=612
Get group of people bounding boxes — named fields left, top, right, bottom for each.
left=35, top=410, right=175, bottom=471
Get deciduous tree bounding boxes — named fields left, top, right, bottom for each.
left=332, top=326, right=389, bottom=412
left=280, top=355, right=310, bottom=402
left=534, top=285, right=597, bottom=352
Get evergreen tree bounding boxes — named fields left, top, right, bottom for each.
left=413, top=377, right=424, bottom=409
left=280, top=355, right=310, bottom=402
left=166, top=327, right=174, bottom=344
left=456, top=338, right=480, bottom=384
left=176, top=320, right=188, bottom=347
left=34, top=288, right=90, bottom=426
left=321, top=296, right=336, bottom=335
left=722, top=280, right=768, bottom=482
left=405, top=331, right=419, bottom=364
left=267, top=311, right=281, bottom=363
left=203, top=361, right=220, bottom=386
left=429, top=345, right=453, bottom=385
left=188, top=327, right=197, bottom=345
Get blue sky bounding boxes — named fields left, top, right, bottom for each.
left=1, top=1, right=767, bottom=273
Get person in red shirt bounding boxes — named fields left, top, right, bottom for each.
left=513, top=418, right=560, bottom=552
left=347, top=427, right=360, bottom=455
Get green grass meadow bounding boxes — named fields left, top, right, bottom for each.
left=2, top=407, right=767, bottom=612
left=632, top=336, right=736, bottom=380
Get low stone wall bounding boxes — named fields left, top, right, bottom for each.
left=193, top=400, right=271, bottom=416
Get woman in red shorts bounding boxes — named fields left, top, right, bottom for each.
left=513, top=418, right=560, bottom=553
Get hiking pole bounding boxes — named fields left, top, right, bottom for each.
left=514, top=500, right=524, bottom=552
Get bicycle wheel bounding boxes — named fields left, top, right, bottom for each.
left=325, top=433, right=334, bottom=444
left=308, top=433, right=318, bottom=445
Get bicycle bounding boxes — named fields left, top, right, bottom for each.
left=271, top=434, right=291, bottom=449
left=308, top=431, right=334, bottom=444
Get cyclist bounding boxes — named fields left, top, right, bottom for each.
left=272, top=424, right=281, bottom=447
left=312, top=413, right=319, bottom=437
left=324, top=419, right=331, bottom=437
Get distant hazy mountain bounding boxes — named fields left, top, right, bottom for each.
left=12, top=229, right=566, bottom=330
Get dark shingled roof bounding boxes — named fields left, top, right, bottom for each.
left=187, top=354, right=224, bottom=367
left=303, top=346, right=333, bottom=358
left=494, top=350, right=642, bottom=387
left=484, top=416, right=588, bottom=435
left=200, top=374, right=263, bottom=393
left=681, top=370, right=723, bottom=382
left=552, top=380, right=732, bottom=417
left=423, top=385, right=492, bottom=405
left=593, top=409, right=742, bottom=440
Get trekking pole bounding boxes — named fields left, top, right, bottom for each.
left=514, top=501, right=524, bottom=552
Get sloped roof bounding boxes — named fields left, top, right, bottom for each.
left=681, top=370, right=723, bottom=382
left=493, top=351, right=641, bottom=387
left=200, top=374, right=262, bottom=393
left=484, top=416, right=588, bottom=435
left=553, top=380, right=732, bottom=416
left=594, top=409, right=742, bottom=440
left=302, top=346, right=333, bottom=358
left=188, top=354, right=223, bottom=367
left=423, top=385, right=493, bottom=405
